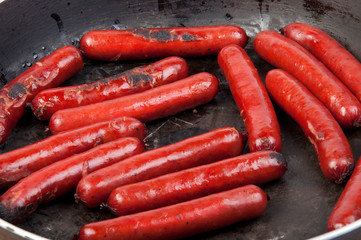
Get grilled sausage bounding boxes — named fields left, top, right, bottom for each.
left=77, top=185, right=267, bottom=240
left=0, top=137, right=144, bottom=223
left=80, top=25, right=248, bottom=61
left=49, top=72, right=219, bottom=134
left=218, top=44, right=282, bottom=152
left=0, top=45, right=83, bottom=143
left=265, top=69, right=354, bottom=183
left=0, top=116, right=146, bottom=189
left=107, top=151, right=286, bottom=216
left=328, top=155, right=361, bottom=231
left=283, top=22, right=361, bottom=103
left=31, top=56, right=188, bottom=120
left=254, top=30, right=361, bottom=129
left=75, top=127, right=245, bottom=208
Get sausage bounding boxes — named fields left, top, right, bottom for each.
left=328, top=155, right=361, bottom=231
left=265, top=69, right=354, bottom=183
left=75, top=127, right=246, bottom=208
left=77, top=185, right=267, bottom=240
left=254, top=30, right=361, bottom=129
left=49, top=72, right=219, bottom=134
left=31, top=56, right=189, bottom=120
left=0, top=116, right=146, bottom=189
left=0, top=137, right=144, bottom=224
left=283, top=22, right=361, bottom=103
left=107, top=150, right=286, bottom=216
left=218, top=44, right=282, bottom=152
left=0, top=45, right=83, bottom=144
left=79, top=25, right=248, bottom=61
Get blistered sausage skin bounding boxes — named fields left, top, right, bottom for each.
left=49, top=72, right=219, bottom=134
left=0, top=137, right=144, bottom=223
left=0, top=45, right=83, bottom=143
left=75, top=127, right=245, bottom=208
left=77, top=185, right=267, bottom=240
left=265, top=69, right=354, bottom=183
left=254, top=30, right=361, bottom=129
left=80, top=25, right=248, bottom=61
left=31, top=56, right=188, bottom=120
left=218, top=44, right=281, bottom=152
left=0, top=117, right=146, bottom=189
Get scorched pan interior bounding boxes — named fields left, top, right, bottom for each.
left=1, top=0, right=361, bottom=239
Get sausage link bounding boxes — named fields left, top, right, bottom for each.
left=328, top=155, right=361, bottom=231
left=107, top=150, right=286, bottom=216
left=254, top=30, right=361, bottom=128
left=49, top=72, right=219, bottom=134
left=0, top=137, right=144, bottom=223
left=75, top=127, right=245, bottom=208
left=77, top=185, right=267, bottom=240
left=0, top=116, right=146, bottom=189
left=283, top=22, right=361, bottom=103
left=80, top=25, right=248, bottom=61
left=31, top=56, right=188, bottom=120
left=218, top=44, right=282, bottom=152
left=265, top=69, right=354, bottom=183
left=0, top=46, right=83, bottom=144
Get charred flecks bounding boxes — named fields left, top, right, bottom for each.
left=0, top=201, right=35, bottom=224
left=126, top=73, right=153, bottom=86
left=133, top=29, right=197, bottom=42
left=7, top=83, right=28, bottom=99
left=269, top=152, right=288, bottom=167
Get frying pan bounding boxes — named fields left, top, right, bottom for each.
left=1, top=0, right=361, bottom=239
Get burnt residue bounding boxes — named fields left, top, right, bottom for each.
left=303, top=0, right=335, bottom=19
left=158, top=0, right=172, bottom=11
left=7, top=83, right=28, bottom=99
left=225, top=13, right=233, bottom=21
left=50, top=13, right=64, bottom=33
left=181, top=34, right=197, bottom=41
left=0, top=201, right=35, bottom=224
left=150, top=30, right=172, bottom=41
left=0, top=72, right=7, bottom=87
left=125, top=73, right=153, bottom=86
left=269, top=152, right=288, bottom=167
left=134, top=29, right=195, bottom=42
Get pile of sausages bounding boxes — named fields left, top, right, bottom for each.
left=0, top=22, right=360, bottom=239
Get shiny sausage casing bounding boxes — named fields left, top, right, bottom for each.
left=283, top=22, right=361, bottom=103
left=265, top=69, right=354, bottom=183
left=254, top=30, right=361, bottom=129
left=31, top=56, right=188, bottom=120
left=107, top=151, right=286, bottom=216
left=49, top=72, right=219, bottom=134
left=328, top=155, right=361, bottom=231
left=218, top=44, right=282, bottom=152
left=0, top=137, right=144, bottom=223
left=77, top=185, right=267, bottom=240
left=0, top=45, right=83, bottom=144
left=80, top=25, right=248, bottom=61
left=75, top=127, right=245, bottom=208
left=0, top=117, right=146, bottom=189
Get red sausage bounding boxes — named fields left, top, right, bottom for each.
left=80, top=25, right=248, bottom=61
left=218, top=44, right=282, bottom=152
left=254, top=30, right=361, bottom=129
left=265, top=69, right=354, bottom=183
left=283, top=22, right=361, bottom=103
left=0, top=137, right=144, bottom=223
left=107, top=150, right=286, bottom=216
left=49, top=72, right=219, bottom=134
left=75, top=127, right=245, bottom=208
left=0, top=45, right=83, bottom=144
left=31, top=56, right=189, bottom=120
left=328, top=155, right=361, bottom=231
left=77, top=185, right=267, bottom=240
left=0, top=117, right=146, bottom=189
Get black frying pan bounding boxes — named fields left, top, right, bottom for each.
left=1, top=0, right=361, bottom=239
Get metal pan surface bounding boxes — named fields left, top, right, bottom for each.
left=0, top=0, right=361, bottom=239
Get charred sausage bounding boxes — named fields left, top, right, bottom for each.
left=31, top=56, right=188, bottom=120
left=80, top=25, right=248, bottom=61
